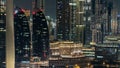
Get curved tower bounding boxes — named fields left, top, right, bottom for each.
left=14, top=8, right=31, bottom=62
left=32, top=9, right=49, bottom=61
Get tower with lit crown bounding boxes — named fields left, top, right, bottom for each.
left=91, top=0, right=112, bottom=44
left=32, top=0, right=49, bottom=61
left=14, top=8, right=31, bottom=62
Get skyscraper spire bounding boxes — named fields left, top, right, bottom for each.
left=40, top=0, right=44, bottom=10
left=33, top=0, right=45, bottom=11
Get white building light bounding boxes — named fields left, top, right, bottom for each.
left=69, top=3, right=77, bottom=6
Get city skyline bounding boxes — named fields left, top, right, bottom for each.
left=1, top=0, right=120, bottom=68
left=14, top=0, right=56, bottom=19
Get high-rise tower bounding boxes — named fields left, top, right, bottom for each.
left=0, top=5, right=6, bottom=68
left=33, top=0, right=45, bottom=11
left=32, top=0, right=49, bottom=61
left=84, top=0, right=92, bottom=45
left=91, top=0, right=112, bottom=44
left=32, top=9, right=49, bottom=61
left=69, top=0, right=77, bottom=41
left=14, top=8, right=31, bottom=62
left=56, top=0, right=70, bottom=41
left=0, top=0, right=6, bottom=67
left=75, top=0, right=85, bottom=44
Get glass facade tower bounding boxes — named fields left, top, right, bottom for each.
left=14, top=8, right=31, bottom=62
left=32, top=9, right=49, bottom=61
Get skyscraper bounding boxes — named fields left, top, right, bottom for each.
left=91, top=0, right=112, bottom=44
left=0, top=7, right=6, bottom=68
left=32, top=0, right=49, bottom=61
left=84, top=0, right=92, bottom=45
left=14, top=8, right=31, bottom=62
left=0, top=0, right=6, bottom=67
left=69, top=0, right=77, bottom=41
left=56, top=0, right=70, bottom=41
left=117, top=0, right=120, bottom=34
left=75, top=0, right=85, bottom=44
left=32, top=9, right=49, bottom=60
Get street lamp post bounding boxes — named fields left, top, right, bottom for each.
left=6, top=0, right=15, bottom=68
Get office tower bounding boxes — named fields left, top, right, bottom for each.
left=111, top=0, right=120, bottom=35
left=0, top=7, right=6, bottom=68
left=32, top=0, right=49, bottom=61
left=111, top=9, right=117, bottom=34
left=69, top=0, right=77, bottom=41
left=84, top=0, right=92, bottom=45
left=32, top=9, right=49, bottom=61
left=115, top=0, right=120, bottom=34
left=117, top=15, right=120, bottom=34
left=107, top=0, right=113, bottom=35
left=33, top=0, right=45, bottom=11
left=91, top=0, right=111, bottom=44
left=14, top=8, right=31, bottom=62
left=75, top=0, right=85, bottom=44
left=56, top=0, right=70, bottom=41
left=0, top=0, right=6, bottom=67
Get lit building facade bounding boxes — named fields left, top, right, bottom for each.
left=69, top=0, right=77, bottom=41
left=56, top=0, right=70, bottom=41
left=116, top=0, right=120, bottom=34
left=0, top=0, right=6, bottom=67
left=56, top=0, right=91, bottom=45
left=111, top=0, right=120, bottom=35
left=33, top=0, right=45, bottom=11
left=91, top=0, right=112, bottom=44
left=32, top=0, right=49, bottom=61
left=0, top=8, right=6, bottom=67
left=84, top=0, right=92, bottom=45
left=32, top=9, right=49, bottom=61
left=75, top=0, right=85, bottom=44
left=14, top=8, right=31, bottom=62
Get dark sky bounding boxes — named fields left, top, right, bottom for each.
left=14, top=0, right=56, bottom=19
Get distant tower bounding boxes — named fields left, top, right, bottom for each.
left=69, top=0, right=77, bottom=41
left=0, top=0, right=6, bottom=67
left=84, top=0, right=92, bottom=45
left=75, top=0, right=85, bottom=44
left=40, top=0, right=45, bottom=10
left=56, top=0, right=70, bottom=41
left=32, top=10, right=49, bottom=61
left=32, top=0, right=49, bottom=61
left=91, top=0, right=110, bottom=44
left=33, top=0, right=45, bottom=11
left=14, top=8, right=31, bottom=62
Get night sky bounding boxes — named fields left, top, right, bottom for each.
left=14, top=0, right=56, bottom=19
